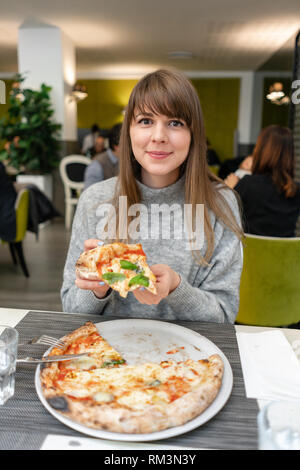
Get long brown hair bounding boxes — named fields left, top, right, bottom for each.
left=252, top=125, right=297, bottom=198
left=112, top=68, right=243, bottom=265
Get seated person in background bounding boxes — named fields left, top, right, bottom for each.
left=0, top=162, right=17, bottom=241
left=81, top=124, right=100, bottom=155
left=83, top=123, right=122, bottom=190
left=218, top=144, right=255, bottom=179
left=87, top=135, right=106, bottom=158
left=206, top=138, right=221, bottom=166
left=224, top=125, right=300, bottom=237
left=234, top=154, right=253, bottom=179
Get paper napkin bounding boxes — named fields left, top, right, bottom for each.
left=41, top=434, right=202, bottom=450
left=0, top=308, right=29, bottom=330
left=236, top=330, right=300, bottom=401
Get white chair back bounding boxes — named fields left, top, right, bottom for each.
left=59, top=155, right=91, bottom=230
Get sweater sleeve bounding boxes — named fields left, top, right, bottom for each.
left=60, top=190, right=114, bottom=314
left=166, top=191, right=243, bottom=323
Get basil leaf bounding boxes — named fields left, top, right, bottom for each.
left=102, top=272, right=126, bottom=284
left=148, top=379, right=161, bottom=387
left=128, top=274, right=149, bottom=287
left=120, top=260, right=139, bottom=271
left=101, top=359, right=126, bottom=368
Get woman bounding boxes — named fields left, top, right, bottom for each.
left=61, top=69, right=243, bottom=323
left=225, top=125, right=300, bottom=237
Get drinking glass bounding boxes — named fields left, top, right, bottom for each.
left=0, top=325, right=18, bottom=405
left=258, top=401, right=300, bottom=450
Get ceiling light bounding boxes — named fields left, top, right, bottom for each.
left=70, top=83, right=88, bottom=102
left=266, top=82, right=290, bottom=106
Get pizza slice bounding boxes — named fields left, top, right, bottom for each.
left=75, top=242, right=157, bottom=298
left=41, top=354, right=224, bottom=434
left=46, top=322, right=126, bottom=371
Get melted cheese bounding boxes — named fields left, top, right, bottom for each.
left=56, top=361, right=206, bottom=410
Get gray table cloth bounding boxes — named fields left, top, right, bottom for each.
left=0, top=311, right=259, bottom=450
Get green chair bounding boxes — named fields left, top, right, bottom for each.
left=236, top=233, right=300, bottom=327
left=2, top=189, right=30, bottom=277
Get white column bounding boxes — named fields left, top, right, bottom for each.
left=237, top=72, right=264, bottom=154
left=17, top=20, right=77, bottom=142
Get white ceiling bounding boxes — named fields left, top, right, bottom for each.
left=0, top=0, right=299, bottom=76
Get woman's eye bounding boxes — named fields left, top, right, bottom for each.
left=138, top=118, right=152, bottom=125
left=169, top=120, right=184, bottom=127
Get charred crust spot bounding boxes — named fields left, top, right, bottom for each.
left=47, top=396, right=70, bottom=412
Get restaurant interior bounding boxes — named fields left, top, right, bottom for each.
left=0, top=0, right=300, bottom=451
left=0, top=1, right=299, bottom=320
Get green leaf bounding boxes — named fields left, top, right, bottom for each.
left=128, top=274, right=149, bottom=287
left=0, top=149, right=8, bottom=161
left=119, top=260, right=139, bottom=271
left=102, top=272, right=126, bottom=284
left=17, top=139, right=29, bottom=149
left=101, top=359, right=126, bottom=368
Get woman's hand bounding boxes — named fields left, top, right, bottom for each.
left=133, top=264, right=181, bottom=305
left=75, top=239, right=111, bottom=299
left=224, top=173, right=240, bottom=189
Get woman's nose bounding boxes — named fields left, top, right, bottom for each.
left=151, top=123, right=168, bottom=143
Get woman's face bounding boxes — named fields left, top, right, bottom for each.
left=129, top=110, right=191, bottom=187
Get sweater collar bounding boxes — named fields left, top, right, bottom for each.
left=136, top=173, right=186, bottom=202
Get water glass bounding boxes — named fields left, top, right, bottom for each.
left=0, top=325, right=18, bottom=405
left=258, top=401, right=300, bottom=450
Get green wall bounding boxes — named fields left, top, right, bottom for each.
left=192, top=78, right=240, bottom=161
left=77, top=77, right=241, bottom=161
left=76, top=79, right=138, bottom=129
left=0, top=79, right=13, bottom=117
left=0, top=79, right=13, bottom=149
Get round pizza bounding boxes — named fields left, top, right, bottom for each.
left=40, top=322, right=224, bottom=434
left=75, top=242, right=157, bottom=298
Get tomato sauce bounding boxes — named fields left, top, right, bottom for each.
left=163, top=376, right=190, bottom=402
left=65, top=333, right=100, bottom=354
left=96, top=246, right=146, bottom=275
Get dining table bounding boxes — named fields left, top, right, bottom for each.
left=0, top=306, right=299, bottom=451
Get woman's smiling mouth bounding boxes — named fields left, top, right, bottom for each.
left=146, top=151, right=173, bottom=159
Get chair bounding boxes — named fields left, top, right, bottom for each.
left=2, top=189, right=30, bottom=277
left=236, top=233, right=300, bottom=327
left=59, top=155, right=91, bottom=230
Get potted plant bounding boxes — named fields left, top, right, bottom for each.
left=0, top=74, right=62, bottom=199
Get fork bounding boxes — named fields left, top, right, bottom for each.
left=16, top=353, right=86, bottom=364
left=19, top=335, right=65, bottom=348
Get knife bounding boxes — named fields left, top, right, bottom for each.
left=16, top=353, right=87, bottom=364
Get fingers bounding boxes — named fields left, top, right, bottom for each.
left=133, top=288, right=162, bottom=305
left=75, top=278, right=110, bottom=298
left=83, top=239, right=104, bottom=251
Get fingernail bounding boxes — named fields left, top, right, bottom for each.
left=98, top=241, right=104, bottom=246
left=99, top=281, right=105, bottom=286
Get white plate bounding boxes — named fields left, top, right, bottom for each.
left=35, top=319, right=233, bottom=442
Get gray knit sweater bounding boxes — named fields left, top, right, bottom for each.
left=61, top=175, right=243, bottom=323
